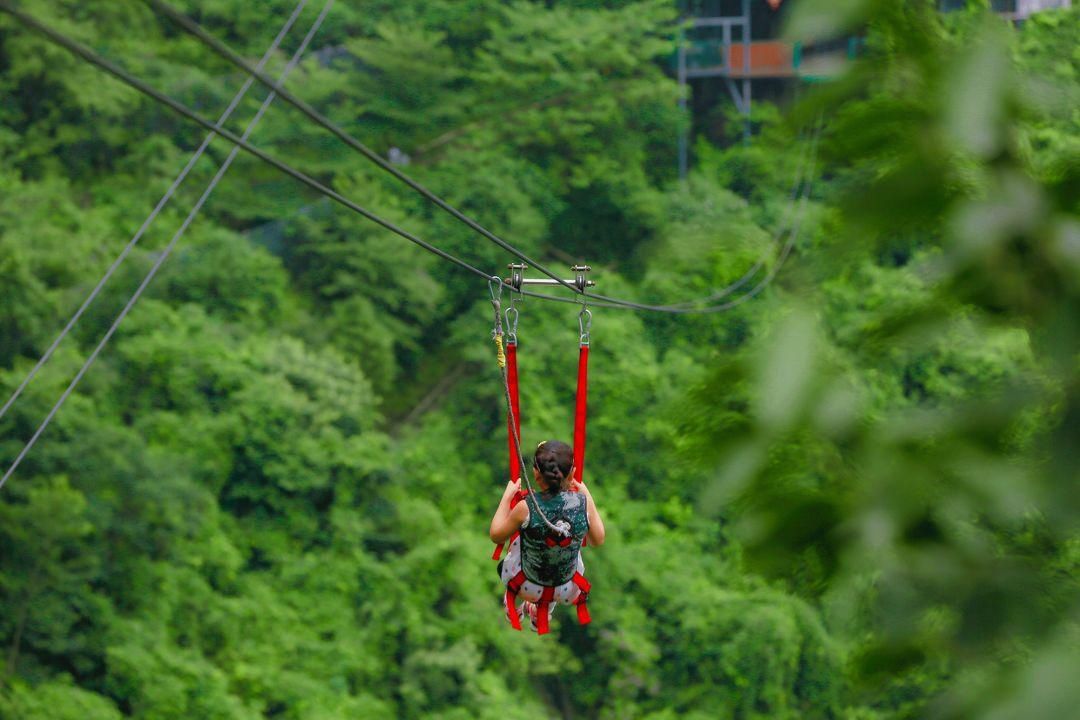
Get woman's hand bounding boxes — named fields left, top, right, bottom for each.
left=491, top=479, right=529, bottom=544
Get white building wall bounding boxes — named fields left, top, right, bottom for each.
left=1016, top=0, right=1072, bottom=19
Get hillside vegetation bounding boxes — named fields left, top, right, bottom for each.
left=1, top=1, right=1078, bottom=718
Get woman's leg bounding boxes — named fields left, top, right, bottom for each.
left=500, top=537, right=543, bottom=629
left=553, top=554, right=586, bottom=605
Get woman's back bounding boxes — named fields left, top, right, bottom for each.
left=489, top=439, right=605, bottom=633
left=519, top=490, right=589, bottom=586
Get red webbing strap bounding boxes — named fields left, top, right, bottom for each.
left=572, top=345, right=589, bottom=484
left=572, top=572, right=591, bottom=594
left=572, top=572, right=592, bottom=625
left=493, top=342, right=523, bottom=561
left=537, top=586, right=556, bottom=635
left=505, top=570, right=527, bottom=631
left=576, top=599, right=591, bottom=625
left=505, top=590, right=522, bottom=631
left=574, top=343, right=590, bottom=547
left=508, top=570, right=527, bottom=594
left=507, top=341, right=522, bottom=482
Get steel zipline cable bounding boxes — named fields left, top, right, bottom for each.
left=0, top=0, right=335, bottom=490
left=0, top=1, right=820, bottom=317
left=140, top=0, right=821, bottom=315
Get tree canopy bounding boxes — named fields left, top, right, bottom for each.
left=1, top=0, right=1078, bottom=718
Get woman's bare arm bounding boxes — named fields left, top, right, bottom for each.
left=489, top=480, right=529, bottom=544
left=573, top=481, right=605, bottom=546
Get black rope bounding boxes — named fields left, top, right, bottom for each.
left=659, top=127, right=816, bottom=309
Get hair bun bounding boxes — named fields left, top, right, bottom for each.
left=534, top=439, right=573, bottom=490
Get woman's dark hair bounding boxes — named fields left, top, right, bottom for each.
left=533, top=440, right=573, bottom=493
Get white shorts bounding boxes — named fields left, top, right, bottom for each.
left=499, top=535, right=585, bottom=605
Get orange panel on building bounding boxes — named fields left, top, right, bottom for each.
left=726, top=41, right=794, bottom=77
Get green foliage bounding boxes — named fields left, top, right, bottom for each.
left=0, top=679, right=123, bottom=720
left=1, top=0, right=1078, bottom=718
left=681, top=2, right=1080, bottom=718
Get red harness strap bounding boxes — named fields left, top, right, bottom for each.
left=536, top=586, right=556, bottom=635
left=504, top=590, right=522, bottom=630
left=507, top=570, right=527, bottom=594
left=573, top=343, right=590, bottom=547
left=506, top=341, right=522, bottom=481
left=505, top=570, right=528, bottom=631
left=572, top=572, right=592, bottom=625
left=572, top=344, right=589, bottom=485
left=493, top=342, right=524, bottom=561
left=504, top=567, right=592, bottom=632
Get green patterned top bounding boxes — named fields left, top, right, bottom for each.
left=520, top=490, right=589, bottom=586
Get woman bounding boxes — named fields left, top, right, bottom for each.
left=489, top=440, right=605, bottom=633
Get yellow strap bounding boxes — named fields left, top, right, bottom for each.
left=494, top=334, right=506, bottom=369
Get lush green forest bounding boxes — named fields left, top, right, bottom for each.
left=1, top=0, right=1078, bottom=717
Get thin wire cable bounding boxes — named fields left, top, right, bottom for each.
left=572, top=123, right=822, bottom=313
left=661, top=130, right=814, bottom=309
left=520, top=127, right=820, bottom=314
left=1, top=2, right=820, bottom=317
left=0, top=0, right=310, bottom=423
left=0, top=0, right=334, bottom=490
left=508, top=130, right=815, bottom=313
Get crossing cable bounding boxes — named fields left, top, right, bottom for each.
left=0, top=0, right=335, bottom=490
left=660, top=128, right=815, bottom=309
left=0, top=0, right=311, bottom=424
left=0, top=2, right=600, bottom=313
left=522, top=124, right=821, bottom=314
left=507, top=128, right=818, bottom=313
left=143, top=0, right=819, bottom=315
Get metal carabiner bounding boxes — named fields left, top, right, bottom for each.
left=505, top=305, right=520, bottom=345
left=578, top=306, right=592, bottom=347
